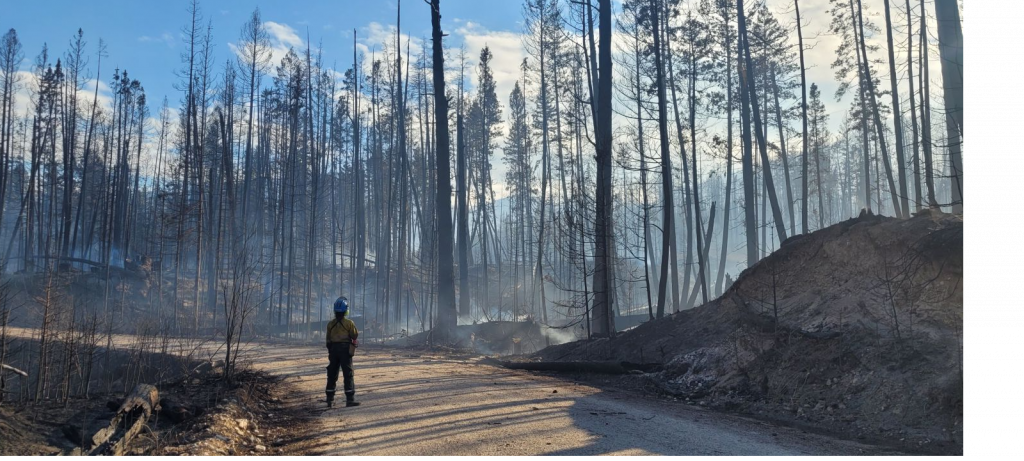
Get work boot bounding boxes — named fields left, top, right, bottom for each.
left=326, top=388, right=336, bottom=408
left=346, top=400, right=360, bottom=407
left=345, top=392, right=359, bottom=407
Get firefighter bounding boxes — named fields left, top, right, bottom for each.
left=325, top=296, right=359, bottom=408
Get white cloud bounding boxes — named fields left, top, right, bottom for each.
left=11, top=70, right=114, bottom=120
left=362, top=21, right=424, bottom=57
left=138, top=32, right=176, bottom=49
left=229, top=20, right=307, bottom=72
left=354, top=21, right=426, bottom=80
left=455, top=21, right=526, bottom=109
left=450, top=21, right=529, bottom=200
left=81, top=77, right=112, bottom=96
left=80, top=77, right=115, bottom=112
left=10, top=70, right=38, bottom=120
left=138, top=105, right=182, bottom=179
left=265, top=21, right=304, bottom=49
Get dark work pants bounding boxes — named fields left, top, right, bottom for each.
left=326, top=343, right=355, bottom=401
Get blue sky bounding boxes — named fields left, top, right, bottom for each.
left=3, top=0, right=909, bottom=121
left=3, top=0, right=527, bottom=113
left=3, top=0, right=943, bottom=170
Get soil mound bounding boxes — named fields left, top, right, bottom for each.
left=537, top=210, right=962, bottom=452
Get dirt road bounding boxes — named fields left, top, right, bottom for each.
left=253, top=345, right=899, bottom=456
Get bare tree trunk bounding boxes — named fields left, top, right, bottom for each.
left=882, top=0, right=911, bottom=218
left=795, top=0, right=810, bottom=234
left=687, top=203, right=715, bottom=307
left=715, top=6, right=734, bottom=296
left=686, top=25, right=708, bottom=305
left=0, top=291, right=12, bottom=403
left=60, top=32, right=84, bottom=259
left=35, top=272, right=54, bottom=401
left=0, top=31, right=18, bottom=242
left=919, top=0, right=938, bottom=208
left=632, top=29, right=659, bottom=310
left=240, top=9, right=267, bottom=239
left=738, top=1, right=757, bottom=268
left=662, top=1, right=689, bottom=312
left=394, top=4, right=411, bottom=330
left=934, top=0, right=963, bottom=213
left=845, top=0, right=871, bottom=213
left=739, top=0, right=788, bottom=244
left=933, top=0, right=962, bottom=137
left=651, top=0, right=677, bottom=320
left=304, top=37, right=319, bottom=338
left=770, top=66, right=794, bottom=235
left=852, top=0, right=902, bottom=218
left=352, top=30, right=366, bottom=302
left=528, top=4, right=555, bottom=325
left=590, top=0, right=616, bottom=337
left=905, top=0, right=922, bottom=211
left=456, top=97, right=469, bottom=318
left=430, top=0, right=456, bottom=342
left=478, top=116, right=493, bottom=323
left=813, top=115, right=826, bottom=229
left=942, top=115, right=958, bottom=211
left=534, top=113, right=550, bottom=325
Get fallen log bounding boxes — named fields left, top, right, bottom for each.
left=88, top=384, right=158, bottom=455
left=1, top=363, right=28, bottom=377
left=498, top=361, right=663, bottom=374
left=159, top=397, right=193, bottom=424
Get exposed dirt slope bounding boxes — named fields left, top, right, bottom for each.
left=537, top=210, right=962, bottom=453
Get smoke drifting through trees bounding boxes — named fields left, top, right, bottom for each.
left=0, top=0, right=962, bottom=359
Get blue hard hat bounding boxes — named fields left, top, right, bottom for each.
left=333, top=296, right=349, bottom=314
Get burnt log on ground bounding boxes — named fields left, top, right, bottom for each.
left=158, top=397, right=194, bottom=424
left=1, top=363, right=28, bottom=377
left=88, top=384, right=158, bottom=455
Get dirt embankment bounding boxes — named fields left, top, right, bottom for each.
left=536, top=210, right=962, bottom=453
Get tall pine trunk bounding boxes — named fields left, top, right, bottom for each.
left=852, top=0, right=901, bottom=218
left=716, top=6, right=734, bottom=296
left=686, top=23, right=708, bottom=305
left=663, top=0, right=688, bottom=312
left=430, top=0, right=456, bottom=342
left=882, top=0, right=911, bottom=217
left=456, top=110, right=469, bottom=317
left=535, top=13, right=551, bottom=325
left=905, top=0, right=922, bottom=211
left=738, top=0, right=757, bottom=268
left=739, top=0, right=788, bottom=243
left=934, top=0, right=963, bottom=213
left=590, top=0, right=616, bottom=337
left=770, top=65, right=795, bottom=234
left=652, top=0, right=677, bottom=319
left=919, top=0, right=938, bottom=208
left=795, top=0, right=810, bottom=234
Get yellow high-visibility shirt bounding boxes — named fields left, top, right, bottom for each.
left=326, top=317, right=358, bottom=343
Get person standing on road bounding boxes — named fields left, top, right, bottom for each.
left=325, top=296, right=360, bottom=408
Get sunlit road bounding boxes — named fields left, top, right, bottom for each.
left=249, top=345, right=898, bottom=456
